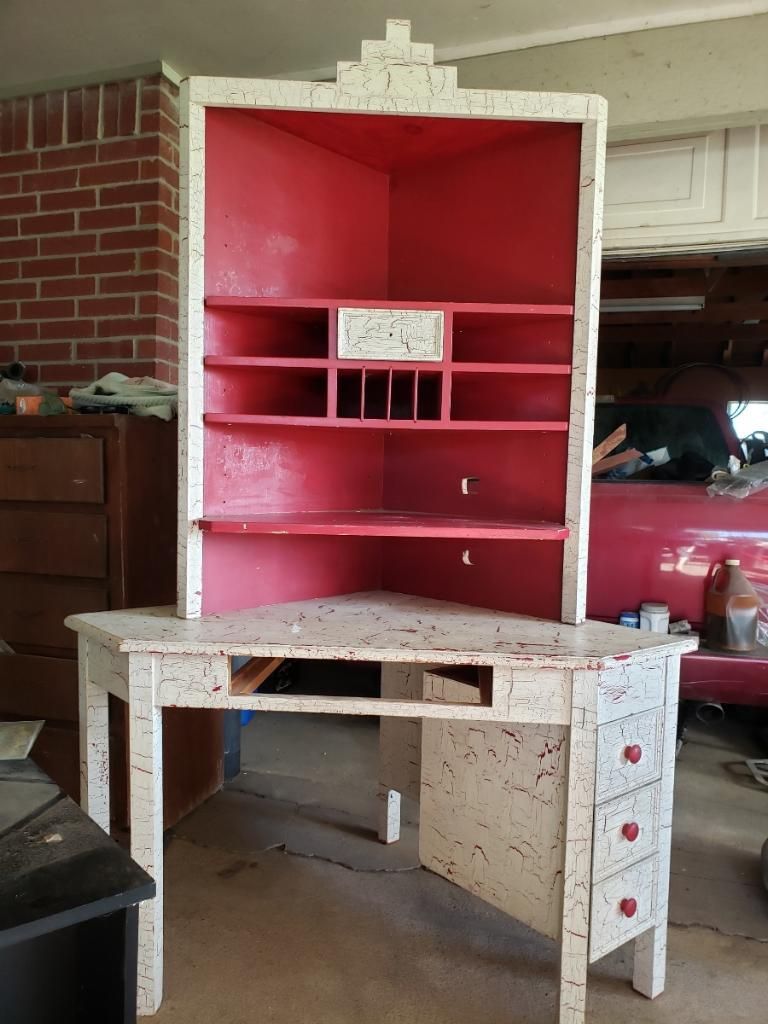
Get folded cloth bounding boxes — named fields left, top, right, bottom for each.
left=70, top=372, right=178, bottom=421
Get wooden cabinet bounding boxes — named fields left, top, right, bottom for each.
left=604, top=123, right=768, bottom=253
left=178, top=23, right=606, bottom=627
left=0, top=415, right=222, bottom=826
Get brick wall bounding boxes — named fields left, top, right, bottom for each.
left=0, top=75, right=180, bottom=391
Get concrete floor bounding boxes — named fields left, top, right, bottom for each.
left=157, top=712, right=768, bottom=1024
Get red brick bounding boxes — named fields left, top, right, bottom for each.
left=1, top=101, right=15, bottom=154
left=97, top=359, right=155, bottom=378
left=156, top=271, right=177, bottom=298
left=139, top=157, right=177, bottom=187
left=155, top=316, right=178, bottom=341
left=97, top=316, right=155, bottom=337
left=0, top=301, right=18, bottom=319
left=102, top=83, right=119, bottom=138
left=139, top=203, right=177, bottom=232
left=118, top=80, right=138, bottom=137
left=0, top=219, right=18, bottom=238
left=79, top=296, right=135, bottom=317
left=46, top=91, right=65, bottom=147
left=21, top=256, right=76, bottom=277
left=38, top=362, right=96, bottom=383
left=80, top=252, right=136, bottom=275
left=79, top=161, right=139, bottom=187
left=66, top=89, right=83, bottom=145
left=140, top=110, right=178, bottom=141
left=0, top=261, right=19, bottom=280
left=41, top=276, right=96, bottom=298
left=21, top=341, right=73, bottom=361
left=20, top=298, right=75, bottom=319
left=32, top=95, right=47, bottom=148
left=0, top=152, right=39, bottom=174
left=41, top=144, right=97, bottom=169
left=99, top=227, right=156, bottom=251
left=82, top=86, right=100, bottom=141
left=40, top=234, right=97, bottom=256
left=39, top=319, right=95, bottom=340
left=100, top=182, right=157, bottom=207
left=79, top=207, right=136, bottom=231
left=77, top=338, right=134, bottom=359
left=158, top=136, right=178, bottom=168
left=157, top=228, right=174, bottom=253
left=0, top=194, right=37, bottom=216
left=140, top=293, right=177, bottom=319
left=20, top=211, right=75, bottom=235
left=139, top=250, right=175, bottom=275
left=155, top=361, right=178, bottom=385
left=0, top=175, right=20, bottom=196
left=0, top=342, right=17, bottom=361
left=99, top=272, right=156, bottom=295
left=143, top=338, right=177, bottom=363
left=97, top=137, right=157, bottom=163
left=0, top=238, right=37, bottom=259
left=40, top=188, right=96, bottom=212
left=140, top=80, right=178, bottom=120
left=0, top=321, right=38, bottom=341
left=0, top=281, right=36, bottom=300
left=23, top=168, right=79, bottom=192
left=12, top=98, right=29, bottom=152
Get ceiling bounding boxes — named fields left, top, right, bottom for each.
left=2, top=0, right=767, bottom=93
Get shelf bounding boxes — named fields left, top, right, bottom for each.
left=204, top=414, right=569, bottom=431
left=205, top=296, right=574, bottom=318
left=205, top=356, right=571, bottom=375
left=198, top=511, right=569, bottom=540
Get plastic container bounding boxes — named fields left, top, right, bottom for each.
left=705, top=559, right=760, bottom=653
left=619, top=611, right=640, bottom=628
left=639, top=602, right=670, bottom=633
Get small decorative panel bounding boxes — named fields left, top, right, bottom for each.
left=337, top=308, right=444, bottom=361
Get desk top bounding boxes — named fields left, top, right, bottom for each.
left=67, top=591, right=697, bottom=669
left=0, top=759, right=154, bottom=948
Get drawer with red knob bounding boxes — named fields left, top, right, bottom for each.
left=589, top=855, right=659, bottom=962
left=592, top=781, right=661, bottom=881
left=595, top=708, right=664, bottom=801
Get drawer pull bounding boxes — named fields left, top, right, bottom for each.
left=620, top=897, right=638, bottom=918
left=622, top=821, right=640, bottom=842
left=624, top=744, right=643, bottom=764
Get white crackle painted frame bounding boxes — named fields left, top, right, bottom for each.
left=177, top=18, right=607, bottom=621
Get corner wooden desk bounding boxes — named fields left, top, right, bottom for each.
left=67, top=591, right=696, bottom=1022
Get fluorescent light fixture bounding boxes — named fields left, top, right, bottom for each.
left=600, top=295, right=706, bottom=313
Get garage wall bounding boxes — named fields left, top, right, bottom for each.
left=0, top=74, right=179, bottom=390
left=453, top=15, right=768, bottom=136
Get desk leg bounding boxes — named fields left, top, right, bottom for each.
left=78, top=635, right=110, bottom=831
left=558, top=669, right=598, bottom=1024
left=377, top=663, right=423, bottom=844
left=377, top=785, right=401, bottom=844
left=128, top=653, right=164, bottom=1016
left=633, top=657, right=680, bottom=999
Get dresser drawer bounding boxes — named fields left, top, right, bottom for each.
left=597, top=658, right=666, bottom=724
left=590, top=855, right=658, bottom=961
left=0, top=437, right=104, bottom=502
left=593, top=782, right=661, bottom=882
left=596, top=708, right=664, bottom=801
left=0, top=510, right=107, bottom=577
left=0, top=575, right=108, bottom=651
left=338, top=307, right=444, bottom=361
left=0, top=654, right=78, bottom=721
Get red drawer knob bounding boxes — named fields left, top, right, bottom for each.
left=624, top=744, right=643, bottom=764
left=622, top=822, right=640, bottom=842
left=620, top=898, right=638, bottom=918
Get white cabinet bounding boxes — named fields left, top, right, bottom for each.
left=604, top=124, right=768, bottom=252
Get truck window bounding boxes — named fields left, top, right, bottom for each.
left=594, top=404, right=732, bottom=478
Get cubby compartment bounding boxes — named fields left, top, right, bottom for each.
left=205, top=303, right=329, bottom=358
left=205, top=366, right=327, bottom=417
left=450, top=373, right=571, bottom=425
left=452, top=311, right=574, bottom=366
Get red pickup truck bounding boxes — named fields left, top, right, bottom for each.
left=588, top=400, right=768, bottom=706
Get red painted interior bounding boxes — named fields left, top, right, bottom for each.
left=201, top=107, right=581, bottom=617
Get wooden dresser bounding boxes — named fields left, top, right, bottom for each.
left=0, top=414, right=222, bottom=827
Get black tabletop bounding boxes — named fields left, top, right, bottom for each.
left=0, top=760, right=154, bottom=948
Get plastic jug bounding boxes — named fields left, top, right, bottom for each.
left=705, top=559, right=760, bottom=653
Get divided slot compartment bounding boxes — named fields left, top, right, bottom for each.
left=336, top=369, right=443, bottom=421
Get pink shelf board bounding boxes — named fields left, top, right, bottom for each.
left=198, top=510, right=569, bottom=540
left=204, top=296, right=574, bottom=318
left=204, top=413, right=569, bottom=431
left=205, top=355, right=571, bottom=375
